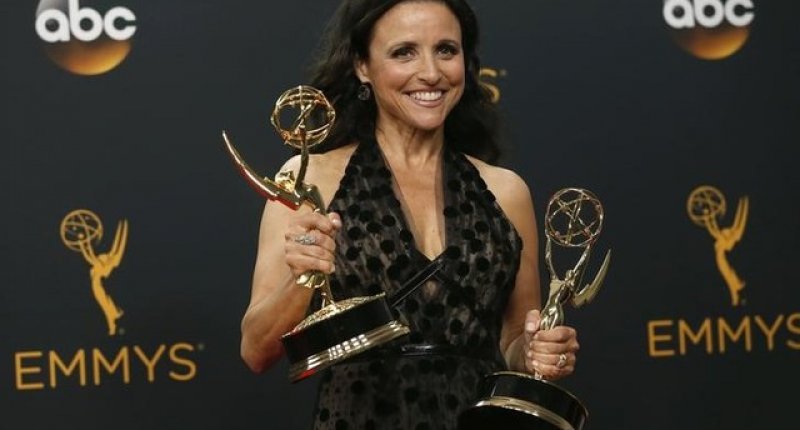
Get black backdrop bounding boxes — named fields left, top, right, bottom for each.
left=2, top=1, right=799, bottom=429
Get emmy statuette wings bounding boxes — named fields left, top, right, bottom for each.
left=459, top=188, right=611, bottom=430
left=222, top=86, right=410, bottom=382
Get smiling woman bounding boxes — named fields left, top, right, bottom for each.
left=238, top=1, right=582, bottom=429
left=308, top=0, right=498, bottom=163
left=354, top=2, right=466, bottom=135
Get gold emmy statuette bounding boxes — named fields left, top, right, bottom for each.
left=459, top=188, right=611, bottom=430
left=687, top=186, right=749, bottom=306
left=60, top=209, right=128, bottom=336
left=222, top=85, right=410, bottom=382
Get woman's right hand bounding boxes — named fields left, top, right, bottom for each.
left=284, top=212, right=342, bottom=277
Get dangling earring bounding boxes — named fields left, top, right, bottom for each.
left=357, top=83, right=372, bottom=101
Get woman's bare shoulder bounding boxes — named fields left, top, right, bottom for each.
left=463, top=154, right=538, bottom=244
left=464, top=155, right=531, bottom=204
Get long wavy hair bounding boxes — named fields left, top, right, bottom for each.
left=308, top=0, right=501, bottom=163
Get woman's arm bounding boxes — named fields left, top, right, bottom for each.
left=239, top=155, right=342, bottom=373
left=476, top=162, right=579, bottom=380
left=487, top=168, right=540, bottom=370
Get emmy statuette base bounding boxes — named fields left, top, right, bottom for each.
left=281, top=293, right=410, bottom=382
left=458, top=371, right=587, bottom=430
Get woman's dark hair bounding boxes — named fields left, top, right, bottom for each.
left=308, top=0, right=501, bottom=163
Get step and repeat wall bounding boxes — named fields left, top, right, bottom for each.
left=2, top=1, right=798, bottom=429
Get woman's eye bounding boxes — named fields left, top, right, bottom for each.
left=437, top=44, right=460, bottom=57
left=392, top=47, right=415, bottom=59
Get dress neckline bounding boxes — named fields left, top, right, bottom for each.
left=368, top=139, right=452, bottom=263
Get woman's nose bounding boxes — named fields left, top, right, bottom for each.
left=417, top=54, right=442, bottom=84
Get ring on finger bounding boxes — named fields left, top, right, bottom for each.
left=293, top=233, right=317, bottom=246
left=556, top=353, right=567, bottom=369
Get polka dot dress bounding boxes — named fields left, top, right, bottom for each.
left=310, top=138, right=522, bottom=429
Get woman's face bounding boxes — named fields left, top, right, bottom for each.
left=356, top=1, right=465, bottom=135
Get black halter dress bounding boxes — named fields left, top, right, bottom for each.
left=311, top=139, right=522, bottom=430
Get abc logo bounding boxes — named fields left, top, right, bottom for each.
left=35, top=0, right=137, bottom=75
left=663, top=0, right=755, bottom=60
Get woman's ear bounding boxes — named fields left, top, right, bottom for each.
left=354, top=57, right=370, bottom=84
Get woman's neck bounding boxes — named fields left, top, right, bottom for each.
left=374, top=120, right=445, bottom=172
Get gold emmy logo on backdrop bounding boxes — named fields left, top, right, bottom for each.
left=60, top=209, right=129, bottom=335
left=663, top=0, right=755, bottom=60
left=479, top=67, right=505, bottom=104
left=13, top=211, right=200, bottom=391
left=645, top=187, right=796, bottom=359
left=687, top=186, right=749, bottom=306
left=35, top=0, right=137, bottom=75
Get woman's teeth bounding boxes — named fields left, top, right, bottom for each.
left=409, top=91, right=443, bottom=101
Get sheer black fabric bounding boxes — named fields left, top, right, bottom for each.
left=311, top=138, right=522, bottom=429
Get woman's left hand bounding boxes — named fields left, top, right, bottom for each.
left=523, top=309, right=580, bottom=380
